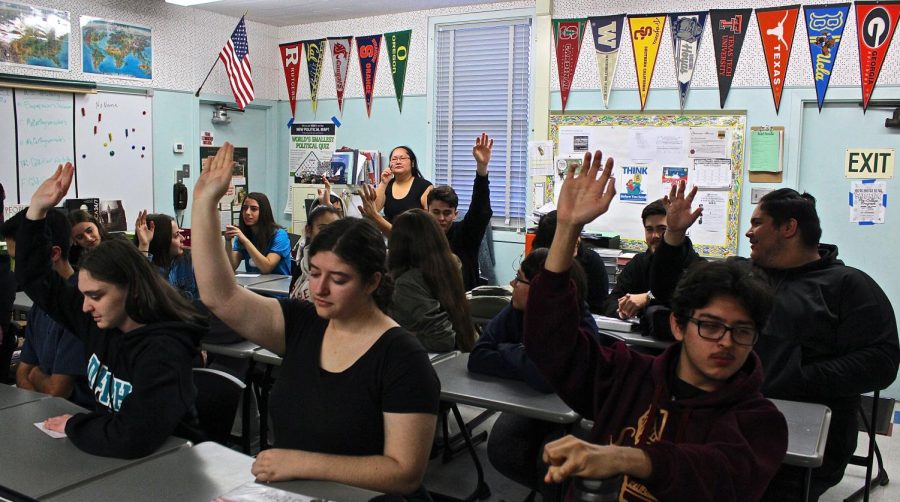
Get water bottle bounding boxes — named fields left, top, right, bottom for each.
left=573, top=474, right=623, bottom=502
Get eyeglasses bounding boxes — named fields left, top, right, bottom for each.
left=684, top=317, right=758, bottom=347
left=390, top=156, right=410, bottom=162
left=512, top=275, right=530, bottom=286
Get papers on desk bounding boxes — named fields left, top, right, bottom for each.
left=213, top=481, right=328, bottom=502
left=34, top=422, right=67, bottom=438
left=592, top=314, right=640, bottom=332
left=235, top=273, right=261, bottom=278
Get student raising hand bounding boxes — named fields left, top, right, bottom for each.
left=26, top=163, right=74, bottom=220
left=194, top=142, right=235, bottom=203
left=134, top=209, right=155, bottom=253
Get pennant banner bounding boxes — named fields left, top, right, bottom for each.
left=386, top=29, right=411, bottom=112
left=327, top=36, right=353, bottom=115
left=279, top=41, right=302, bottom=119
left=756, top=5, right=800, bottom=113
left=804, top=3, right=851, bottom=111
left=856, top=1, right=900, bottom=111
left=588, top=15, right=625, bottom=108
left=303, top=39, right=326, bottom=114
left=357, top=34, right=382, bottom=118
left=669, top=12, right=707, bottom=109
left=553, top=18, right=587, bottom=113
left=710, top=9, right=752, bottom=108
left=628, top=14, right=665, bottom=111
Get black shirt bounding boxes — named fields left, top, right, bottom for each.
left=576, top=246, right=609, bottom=315
left=384, top=176, right=433, bottom=222
left=270, top=300, right=441, bottom=455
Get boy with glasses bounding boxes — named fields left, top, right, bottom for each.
left=524, top=151, right=788, bottom=500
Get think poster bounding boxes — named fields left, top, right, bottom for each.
left=553, top=18, right=587, bottom=113
left=279, top=41, right=302, bottom=119
left=710, top=9, right=751, bottom=109
left=855, top=1, right=900, bottom=111
left=628, top=14, right=665, bottom=111
left=385, top=29, right=411, bottom=112
left=755, top=5, right=800, bottom=114
left=804, top=3, right=851, bottom=111
left=588, top=15, right=625, bottom=109
left=327, top=36, right=353, bottom=115
left=356, top=34, right=382, bottom=118
left=302, top=39, right=326, bottom=114
left=669, top=12, right=707, bottom=110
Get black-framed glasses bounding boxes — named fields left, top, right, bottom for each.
left=684, top=317, right=759, bottom=347
left=512, top=275, right=530, bottom=286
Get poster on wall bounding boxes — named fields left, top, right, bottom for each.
left=81, top=16, right=151, bottom=79
left=588, top=14, right=625, bottom=109
left=855, top=1, right=900, bottom=111
left=385, top=29, right=411, bottom=112
left=755, top=5, right=800, bottom=114
left=804, top=3, right=851, bottom=112
left=710, top=9, right=751, bottom=109
left=279, top=41, right=302, bottom=119
left=553, top=18, right=586, bottom=113
left=289, top=122, right=336, bottom=184
left=356, top=34, right=382, bottom=117
left=0, top=1, right=69, bottom=70
left=303, top=39, right=326, bottom=114
left=628, top=14, right=665, bottom=111
left=669, top=12, right=707, bottom=110
left=201, top=145, right=248, bottom=223
left=328, top=36, right=353, bottom=114
left=850, top=180, right=887, bottom=224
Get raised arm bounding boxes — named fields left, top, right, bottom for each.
left=375, top=169, right=392, bottom=211
left=457, top=133, right=494, bottom=245
left=358, top=184, right=393, bottom=236
left=192, top=143, right=285, bottom=353
left=649, top=181, right=706, bottom=302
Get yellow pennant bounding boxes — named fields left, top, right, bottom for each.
left=628, top=15, right=665, bottom=111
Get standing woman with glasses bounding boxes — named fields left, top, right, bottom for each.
left=226, top=192, right=291, bottom=276
left=375, top=146, right=433, bottom=224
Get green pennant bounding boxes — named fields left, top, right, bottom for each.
left=385, top=29, right=412, bottom=112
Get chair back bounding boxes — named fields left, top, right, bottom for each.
left=193, top=367, right=246, bottom=445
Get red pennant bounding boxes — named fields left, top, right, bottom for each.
left=756, top=6, right=800, bottom=114
left=278, top=42, right=302, bottom=119
left=553, top=18, right=587, bottom=113
left=856, top=1, right=900, bottom=111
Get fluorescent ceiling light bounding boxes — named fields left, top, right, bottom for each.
left=165, top=0, right=222, bottom=6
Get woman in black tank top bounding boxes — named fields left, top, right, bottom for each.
left=377, top=146, right=433, bottom=222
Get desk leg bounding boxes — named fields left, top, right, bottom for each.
left=450, top=404, right=490, bottom=501
left=258, top=365, right=274, bottom=450
left=804, top=467, right=811, bottom=502
left=241, top=360, right=256, bottom=454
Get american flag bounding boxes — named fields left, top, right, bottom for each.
left=219, top=17, right=254, bottom=109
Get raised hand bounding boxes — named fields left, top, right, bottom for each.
left=317, top=175, right=333, bottom=207
left=134, top=209, right=156, bottom=249
left=472, top=133, right=493, bottom=176
left=30, top=163, right=74, bottom=213
left=555, top=150, right=616, bottom=229
left=357, top=184, right=379, bottom=220
left=380, top=168, right=393, bottom=185
left=662, top=180, right=702, bottom=235
left=194, top=142, right=234, bottom=204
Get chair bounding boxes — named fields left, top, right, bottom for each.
left=193, top=367, right=246, bottom=446
left=844, top=390, right=892, bottom=502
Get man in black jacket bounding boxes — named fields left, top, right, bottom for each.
left=652, top=183, right=900, bottom=500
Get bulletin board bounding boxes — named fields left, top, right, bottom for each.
left=548, top=112, right=746, bottom=258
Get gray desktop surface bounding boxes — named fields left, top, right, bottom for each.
left=272, top=478, right=382, bottom=501
left=0, top=398, right=188, bottom=499
left=771, top=398, right=832, bottom=468
left=234, top=273, right=289, bottom=289
left=434, top=353, right=580, bottom=424
left=248, top=276, right=291, bottom=296
left=0, top=383, right=47, bottom=410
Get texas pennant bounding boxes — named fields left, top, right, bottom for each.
left=302, top=39, right=326, bottom=114
left=756, top=5, right=800, bottom=113
left=385, top=29, right=411, bottom=112
left=553, top=18, right=587, bottom=113
left=279, top=41, right=302, bottom=119
left=856, top=1, right=900, bottom=111
left=588, top=15, right=625, bottom=108
left=327, top=36, right=353, bottom=115
left=356, top=34, right=382, bottom=117
left=804, top=3, right=851, bottom=111
left=710, top=9, right=752, bottom=108
left=669, top=12, right=707, bottom=109
left=628, top=14, right=665, bottom=111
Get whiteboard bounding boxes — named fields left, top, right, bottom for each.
left=549, top=113, right=746, bottom=258
left=74, top=92, right=153, bottom=231
left=0, top=88, right=15, bottom=203
left=14, top=90, right=77, bottom=203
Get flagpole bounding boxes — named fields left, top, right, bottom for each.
left=195, top=12, right=249, bottom=97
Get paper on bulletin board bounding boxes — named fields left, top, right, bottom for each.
left=688, top=128, right=730, bottom=158
left=528, top=141, right=554, bottom=176
left=628, top=127, right=687, bottom=164
left=692, top=158, right=732, bottom=189
left=557, top=127, right=594, bottom=153
left=850, top=180, right=886, bottom=224
left=749, top=128, right=784, bottom=173
left=688, top=191, right=728, bottom=246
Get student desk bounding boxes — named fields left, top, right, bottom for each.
left=200, top=340, right=260, bottom=453
left=771, top=399, right=832, bottom=502
left=13, top=290, right=32, bottom=312
left=234, top=273, right=288, bottom=289
left=0, top=383, right=46, bottom=410
left=247, top=275, right=291, bottom=296
left=599, top=328, right=674, bottom=352
left=272, top=478, right=381, bottom=501
left=0, top=397, right=188, bottom=500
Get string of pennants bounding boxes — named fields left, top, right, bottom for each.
left=556, top=2, right=900, bottom=114
left=279, top=30, right=412, bottom=119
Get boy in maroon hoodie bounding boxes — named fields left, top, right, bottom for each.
left=525, top=150, right=788, bottom=501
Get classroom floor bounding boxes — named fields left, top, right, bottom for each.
left=423, top=403, right=900, bottom=502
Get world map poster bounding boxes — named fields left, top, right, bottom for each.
left=81, top=16, right=151, bottom=80
left=0, top=1, right=70, bottom=70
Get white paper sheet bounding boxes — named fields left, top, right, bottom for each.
left=692, top=158, right=732, bottom=189
left=689, top=128, right=730, bottom=158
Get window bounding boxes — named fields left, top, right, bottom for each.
left=432, top=18, right=532, bottom=227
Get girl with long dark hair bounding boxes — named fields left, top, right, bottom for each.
left=135, top=210, right=197, bottom=301
left=226, top=192, right=291, bottom=275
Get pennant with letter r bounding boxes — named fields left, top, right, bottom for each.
left=855, top=1, right=900, bottom=111
left=303, top=39, right=326, bottom=113
left=553, top=18, right=587, bottom=113
left=669, top=12, right=707, bottom=110
left=385, top=29, right=411, bottom=112
left=628, top=14, right=665, bottom=111
left=755, top=5, right=800, bottom=114
left=588, top=14, right=625, bottom=109
left=804, top=3, right=851, bottom=112
left=328, top=36, right=353, bottom=115
left=279, top=41, right=302, bottom=118
left=357, top=34, right=382, bottom=118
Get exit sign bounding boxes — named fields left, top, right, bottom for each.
left=845, top=148, right=894, bottom=179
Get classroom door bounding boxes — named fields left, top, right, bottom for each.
left=798, top=101, right=900, bottom=398
left=197, top=103, right=272, bottom=195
